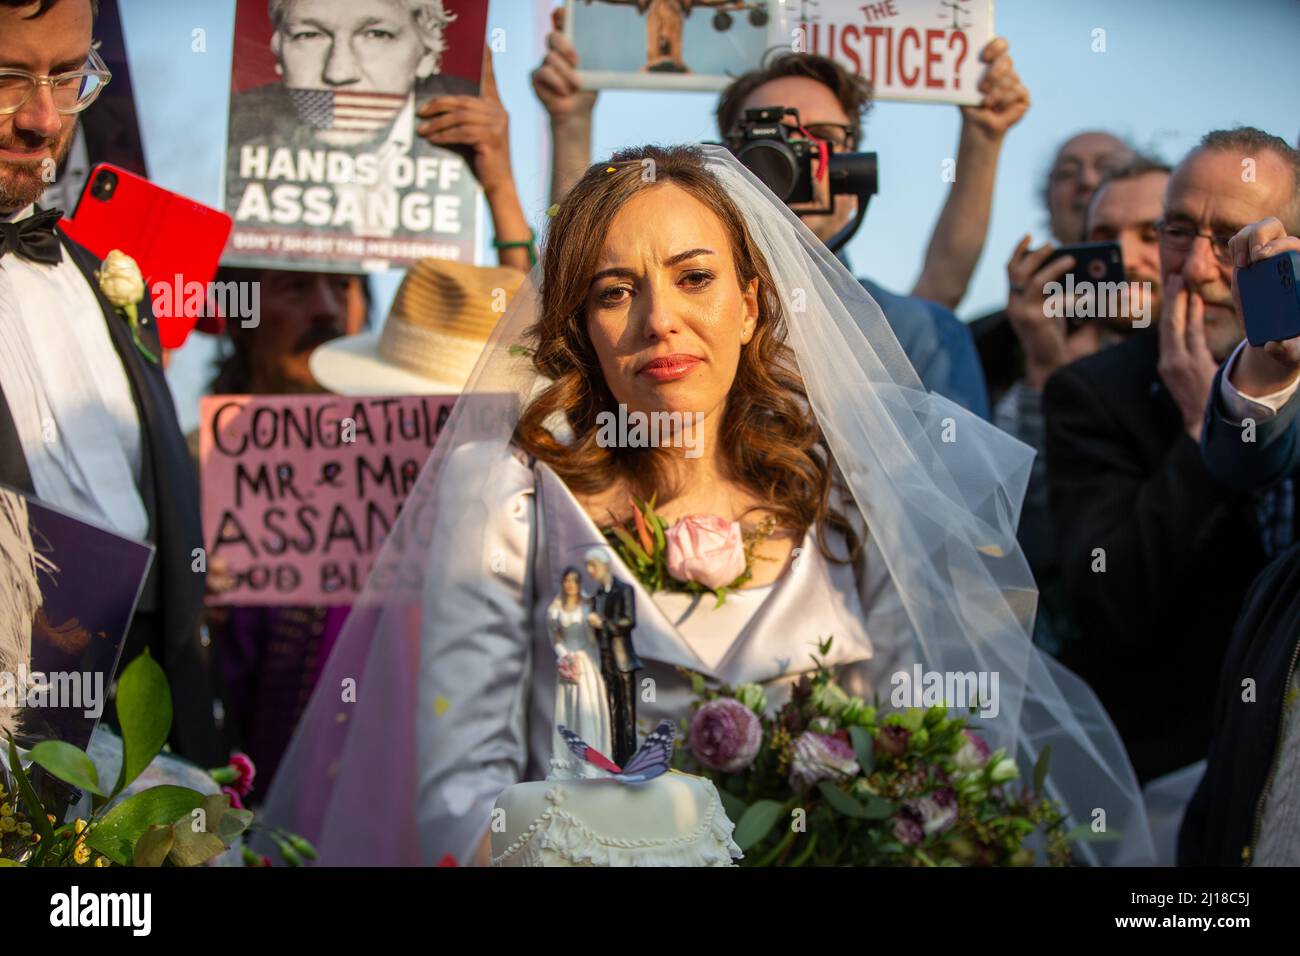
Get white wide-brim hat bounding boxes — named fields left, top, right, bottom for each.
left=310, top=258, right=526, bottom=396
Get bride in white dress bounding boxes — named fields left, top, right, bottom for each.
left=260, top=145, right=1155, bottom=868
left=546, top=566, right=610, bottom=777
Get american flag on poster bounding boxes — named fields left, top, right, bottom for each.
left=287, top=88, right=407, bottom=133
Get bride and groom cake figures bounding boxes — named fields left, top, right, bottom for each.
left=548, top=550, right=644, bottom=772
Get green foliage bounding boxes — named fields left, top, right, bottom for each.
left=26, top=740, right=108, bottom=798
left=84, top=786, right=207, bottom=865
left=733, top=799, right=785, bottom=851
left=132, top=826, right=174, bottom=868
left=1, top=651, right=252, bottom=868
left=112, top=652, right=173, bottom=795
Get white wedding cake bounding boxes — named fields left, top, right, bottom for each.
left=489, top=770, right=743, bottom=867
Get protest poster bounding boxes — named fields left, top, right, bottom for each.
left=199, top=392, right=514, bottom=606
left=776, top=0, right=994, bottom=105
left=0, top=484, right=154, bottom=754
left=566, top=0, right=772, bottom=91
left=43, top=0, right=148, bottom=215
left=222, top=0, right=488, bottom=272
left=569, top=0, right=993, bottom=105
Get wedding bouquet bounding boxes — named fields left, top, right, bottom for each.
left=675, top=638, right=1075, bottom=866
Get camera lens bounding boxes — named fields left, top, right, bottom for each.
left=735, top=141, right=799, bottom=202
left=90, top=169, right=118, bottom=202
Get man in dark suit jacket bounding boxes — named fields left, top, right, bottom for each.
left=1043, top=128, right=1300, bottom=782
left=0, top=0, right=226, bottom=766
left=1044, top=330, right=1274, bottom=781
left=1180, top=217, right=1300, bottom=865
left=585, top=548, right=643, bottom=766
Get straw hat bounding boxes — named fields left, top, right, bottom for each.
left=310, top=258, right=525, bottom=396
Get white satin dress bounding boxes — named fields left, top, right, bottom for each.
left=545, top=597, right=611, bottom=777
left=415, top=443, right=910, bottom=865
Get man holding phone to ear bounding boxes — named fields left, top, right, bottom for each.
left=0, top=0, right=227, bottom=765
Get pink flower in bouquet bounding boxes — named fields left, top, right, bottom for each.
left=954, top=730, right=991, bottom=770
left=690, top=698, right=762, bottom=773
left=665, top=514, right=746, bottom=589
left=229, top=752, right=256, bottom=795
left=892, top=808, right=924, bottom=846
left=222, top=785, right=245, bottom=810
left=788, top=731, right=860, bottom=789
left=909, top=787, right=959, bottom=836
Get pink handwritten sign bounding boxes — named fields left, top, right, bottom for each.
left=200, top=393, right=456, bottom=605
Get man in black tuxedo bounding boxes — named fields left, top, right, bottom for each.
left=0, top=0, right=226, bottom=766
left=1043, top=127, right=1300, bottom=782
left=585, top=547, right=643, bottom=766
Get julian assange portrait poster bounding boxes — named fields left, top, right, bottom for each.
left=222, top=0, right=488, bottom=272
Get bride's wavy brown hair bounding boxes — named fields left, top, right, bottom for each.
left=514, top=145, right=860, bottom=563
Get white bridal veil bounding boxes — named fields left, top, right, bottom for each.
left=259, top=146, right=1155, bottom=866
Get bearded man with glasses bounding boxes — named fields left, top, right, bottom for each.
left=1043, top=126, right=1300, bottom=785
left=0, top=0, right=229, bottom=767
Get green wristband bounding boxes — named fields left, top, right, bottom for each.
left=493, top=229, right=537, bottom=267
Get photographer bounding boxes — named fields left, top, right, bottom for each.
left=1180, top=216, right=1300, bottom=865
left=531, top=12, right=1034, bottom=419
left=972, top=131, right=1134, bottom=404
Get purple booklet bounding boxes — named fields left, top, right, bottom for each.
left=0, top=483, right=154, bottom=752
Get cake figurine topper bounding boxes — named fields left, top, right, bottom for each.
left=547, top=565, right=612, bottom=778
left=583, top=546, right=644, bottom=766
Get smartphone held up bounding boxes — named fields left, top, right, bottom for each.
left=1237, top=250, right=1300, bottom=347
left=1043, top=240, right=1129, bottom=331
left=59, top=164, right=233, bottom=350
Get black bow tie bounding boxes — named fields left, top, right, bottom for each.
left=0, top=208, right=64, bottom=265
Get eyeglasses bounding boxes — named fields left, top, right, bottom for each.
left=0, top=48, right=112, bottom=116
left=1154, top=220, right=1237, bottom=266
left=801, top=122, right=857, bottom=151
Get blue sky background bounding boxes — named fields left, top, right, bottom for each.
left=117, top=0, right=1300, bottom=429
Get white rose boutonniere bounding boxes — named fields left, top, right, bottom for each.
left=96, top=249, right=158, bottom=364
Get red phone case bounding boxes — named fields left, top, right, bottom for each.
left=59, top=164, right=233, bottom=349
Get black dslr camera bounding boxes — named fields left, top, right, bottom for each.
left=725, top=106, right=878, bottom=251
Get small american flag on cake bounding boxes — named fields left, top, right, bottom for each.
left=288, top=88, right=407, bottom=133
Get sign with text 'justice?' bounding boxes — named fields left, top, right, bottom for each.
left=777, top=0, right=994, bottom=105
